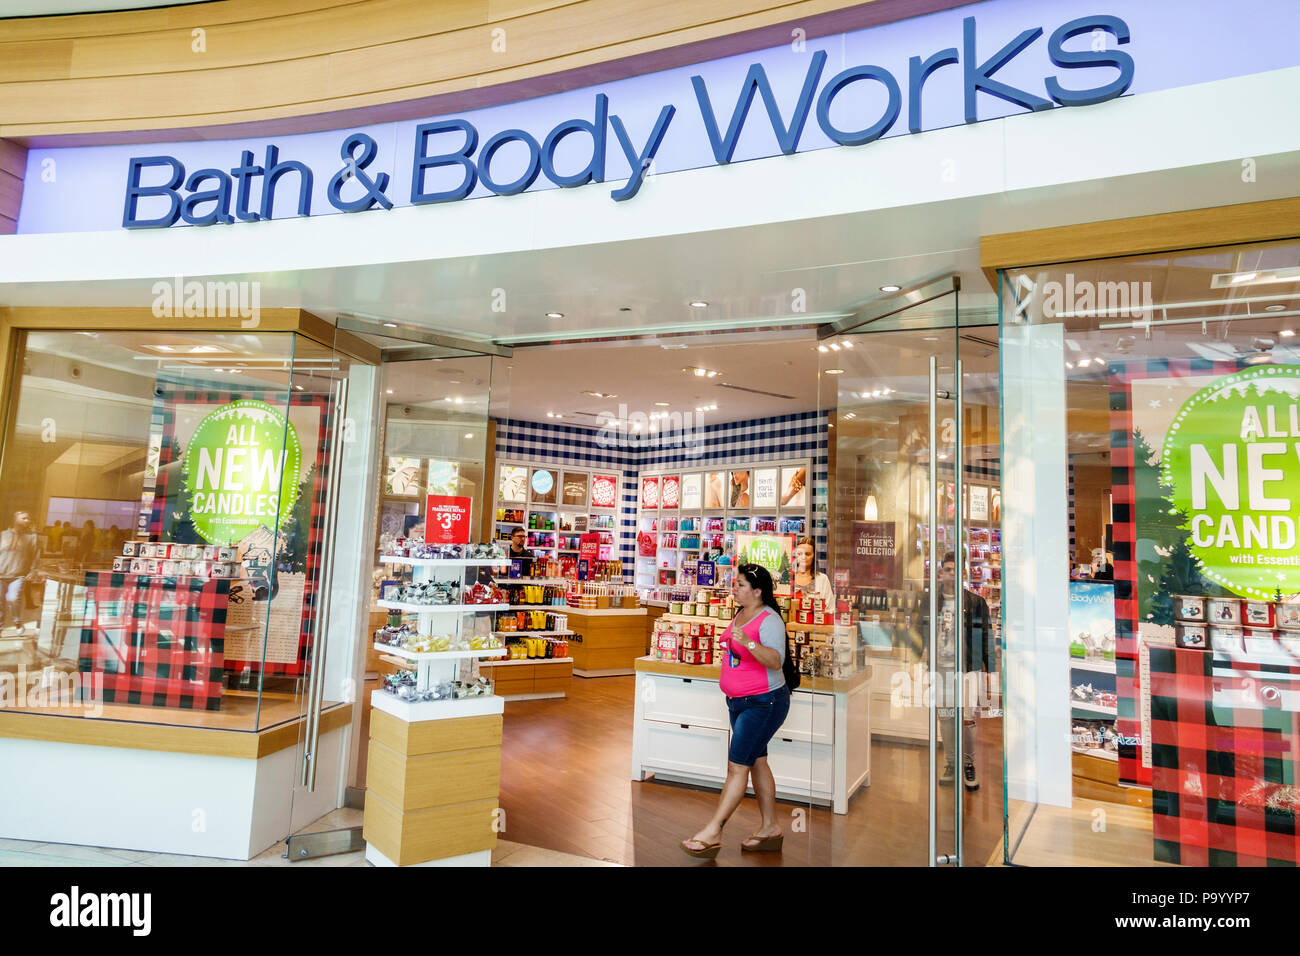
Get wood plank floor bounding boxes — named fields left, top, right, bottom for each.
left=497, top=675, right=1009, bottom=866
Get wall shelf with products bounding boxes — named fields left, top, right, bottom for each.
left=633, top=460, right=812, bottom=595
left=493, top=461, right=623, bottom=576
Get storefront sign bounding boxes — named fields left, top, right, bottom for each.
left=735, top=533, right=794, bottom=585
left=63, top=0, right=1300, bottom=235
left=1162, top=365, right=1300, bottom=597
left=425, top=494, right=472, bottom=544
left=182, top=399, right=302, bottom=545
left=851, top=521, right=899, bottom=588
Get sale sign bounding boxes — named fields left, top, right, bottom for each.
left=578, top=531, right=600, bottom=579
left=425, top=494, right=472, bottom=544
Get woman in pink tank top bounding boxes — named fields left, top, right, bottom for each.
left=681, top=563, right=791, bottom=859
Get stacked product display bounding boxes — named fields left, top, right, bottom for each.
left=634, top=461, right=812, bottom=594
left=1174, top=593, right=1300, bottom=657
left=115, top=540, right=242, bottom=578
left=494, top=462, right=622, bottom=573
left=567, top=582, right=638, bottom=609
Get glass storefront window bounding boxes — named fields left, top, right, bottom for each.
left=0, top=330, right=359, bottom=732
left=1000, top=238, right=1300, bottom=866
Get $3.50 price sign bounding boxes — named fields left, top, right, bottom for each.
left=425, top=494, right=472, bottom=544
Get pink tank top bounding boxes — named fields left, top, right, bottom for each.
left=720, top=609, right=780, bottom=698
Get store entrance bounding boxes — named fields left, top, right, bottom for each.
left=350, top=309, right=1010, bottom=866
left=818, top=276, right=1004, bottom=866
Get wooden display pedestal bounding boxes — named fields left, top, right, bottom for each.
left=479, top=657, right=573, bottom=699
left=361, top=693, right=503, bottom=867
left=567, top=607, right=648, bottom=676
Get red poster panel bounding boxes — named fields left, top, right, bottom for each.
left=425, top=494, right=472, bottom=544
left=641, top=476, right=661, bottom=509
left=578, top=532, right=600, bottom=579
left=661, top=475, right=680, bottom=509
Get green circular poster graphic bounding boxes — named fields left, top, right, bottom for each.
left=1162, top=365, right=1300, bottom=598
left=182, top=399, right=303, bottom=545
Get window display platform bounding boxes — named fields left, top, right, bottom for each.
left=0, top=703, right=354, bottom=858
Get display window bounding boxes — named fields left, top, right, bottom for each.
left=1000, top=236, right=1300, bottom=866
left=0, top=330, right=365, bottom=731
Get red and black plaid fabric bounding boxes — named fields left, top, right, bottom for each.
left=1108, top=357, right=1245, bottom=787
left=77, top=571, right=227, bottom=711
left=147, top=387, right=334, bottom=678
left=1150, top=645, right=1300, bottom=866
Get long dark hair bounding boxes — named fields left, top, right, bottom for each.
left=736, top=563, right=783, bottom=618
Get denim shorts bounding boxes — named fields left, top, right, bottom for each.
left=726, top=684, right=791, bottom=767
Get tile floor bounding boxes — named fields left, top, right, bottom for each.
left=0, top=808, right=616, bottom=867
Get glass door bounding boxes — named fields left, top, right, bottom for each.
left=819, top=276, right=1001, bottom=865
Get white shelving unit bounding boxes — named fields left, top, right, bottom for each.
left=634, top=458, right=812, bottom=595
left=493, top=460, right=622, bottom=570
left=376, top=559, right=509, bottom=698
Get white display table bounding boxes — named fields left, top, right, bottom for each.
left=630, top=657, right=871, bottom=813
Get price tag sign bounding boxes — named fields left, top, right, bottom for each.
left=578, top=559, right=591, bottom=581
left=697, top=560, right=715, bottom=586
left=425, top=494, right=472, bottom=544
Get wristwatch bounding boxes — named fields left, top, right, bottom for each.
left=746, top=640, right=757, bottom=652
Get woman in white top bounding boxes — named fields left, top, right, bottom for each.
left=792, top=537, right=834, bottom=605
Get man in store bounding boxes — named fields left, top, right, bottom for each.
left=0, top=510, right=39, bottom=635
left=507, top=526, right=534, bottom=576
left=933, top=551, right=994, bottom=791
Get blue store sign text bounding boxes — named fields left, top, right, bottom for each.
left=122, top=14, right=1133, bottom=228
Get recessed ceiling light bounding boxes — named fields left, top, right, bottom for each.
left=294, top=385, right=304, bottom=391
left=818, top=345, right=829, bottom=353
left=546, top=312, right=564, bottom=319
left=465, top=433, right=473, bottom=438
left=582, top=390, right=617, bottom=398
left=841, top=340, right=853, bottom=349
left=1230, top=272, right=1259, bottom=284
left=1281, top=329, right=1296, bottom=336
left=923, top=336, right=939, bottom=342
left=880, top=285, right=902, bottom=293
left=654, top=401, right=670, bottom=407
left=829, top=343, right=841, bottom=351
left=386, top=389, right=393, bottom=394
left=690, top=301, right=708, bottom=308
left=382, top=322, right=398, bottom=328
left=843, top=412, right=856, bottom=420
left=453, top=397, right=464, bottom=404
left=1066, top=362, right=1074, bottom=369
left=825, top=368, right=845, bottom=375
left=546, top=412, right=555, bottom=418
left=1266, top=304, right=1287, bottom=313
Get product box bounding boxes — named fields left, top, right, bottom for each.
left=122, top=541, right=139, bottom=557
left=129, top=558, right=147, bottom=573
left=1244, top=629, right=1277, bottom=655
left=201, top=546, right=219, bottom=561
left=211, top=562, right=236, bottom=578
left=1208, top=598, right=1241, bottom=624
left=1210, top=626, right=1242, bottom=653
left=217, top=546, right=239, bottom=562
left=1277, top=604, right=1300, bottom=629
left=1176, top=623, right=1207, bottom=649
left=111, top=556, right=127, bottom=572
left=161, top=560, right=179, bottom=575
left=1174, top=595, right=1204, bottom=621
left=794, top=629, right=809, bottom=645
left=1243, top=601, right=1274, bottom=627
left=837, top=611, right=853, bottom=627
left=679, top=648, right=708, bottom=665
left=814, top=611, right=829, bottom=626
